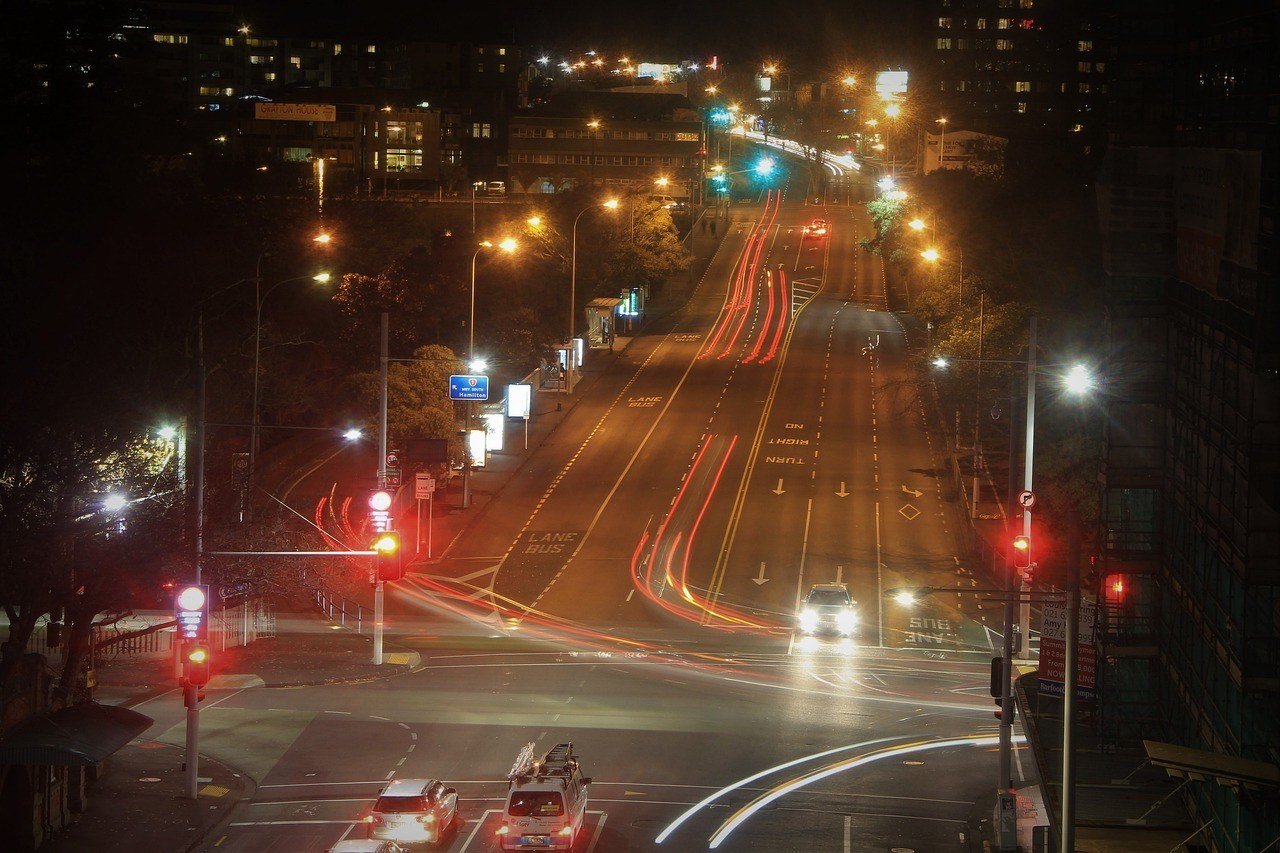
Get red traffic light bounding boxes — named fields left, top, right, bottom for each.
left=1012, top=535, right=1031, bottom=570
left=1105, top=574, right=1127, bottom=604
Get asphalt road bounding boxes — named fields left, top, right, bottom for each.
left=162, top=171, right=1032, bottom=853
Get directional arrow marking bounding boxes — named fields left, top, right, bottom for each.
left=772, top=478, right=786, bottom=495
left=753, top=562, right=770, bottom=585
left=901, top=485, right=923, bottom=498
left=836, top=481, right=850, bottom=498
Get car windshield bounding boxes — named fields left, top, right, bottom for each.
left=374, top=795, right=428, bottom=813
left=807, top=589, right=850, bottom=607
left=507, top=791, right=565, bottom=817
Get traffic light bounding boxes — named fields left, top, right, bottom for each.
left=185, top=644, right=211, bottom=687
left=1012, top=535, right=1031, bottom=570
left=1105, top=574, right=1127, bottom=605
left=174, top=583, right=210, bottom=642
left=373, top=530, right=403, bottom=582
left=369, top=489, right=393, bottom=532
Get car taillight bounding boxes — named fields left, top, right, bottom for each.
left=559, top=826, right=574, bottom=836
left=496, top=825, right=510, bottom=835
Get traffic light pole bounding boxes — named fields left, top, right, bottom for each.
left=184, top=682, right=200, bottom=799
left=994, top=370, right=1020, bottom=851
left=375, top=311, right=389, bottom=666
left=1018, top=318, right=1037, bottom=656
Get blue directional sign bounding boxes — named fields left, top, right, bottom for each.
left=449, top=374, right=489, bottom=401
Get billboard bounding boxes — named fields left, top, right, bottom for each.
left=506, top=383, right=532, bottom=419
left=254, top=102, right=337, bottom=122
left=875, top=70, right=909, bottom=101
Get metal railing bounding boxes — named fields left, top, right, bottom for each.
left=313, top=587, right=364, bottom=633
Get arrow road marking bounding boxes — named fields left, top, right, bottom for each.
left=901, top=485, right=923, bottom=498
left=753, top=562, right=770, bottom=586
left=836, top=481, right=849, bottom=498
left=772, top=478, right=786, bottom=495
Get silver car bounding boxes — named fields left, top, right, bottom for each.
left=797, top=583, right=858, bottom=636
left=367, top=778, right=458, bottom=848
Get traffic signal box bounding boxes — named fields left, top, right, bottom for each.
left=1012, top=535, right=1031, bottom=571
left=373, top=530, right=403, bottom=582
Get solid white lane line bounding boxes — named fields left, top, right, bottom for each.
left=458, top=808, right=502, bottom=852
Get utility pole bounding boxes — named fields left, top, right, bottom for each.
left=185, top=314, right=208, bottom=800
left=994, top=370, right=1020, bottom=851
left=1061, top=510, right=1082, bottom=853
left=971, top=292, right=985, bottom=518
left=1019, top=317, right=1037, bottom=656
left=374, top=311, right=388, bottom=665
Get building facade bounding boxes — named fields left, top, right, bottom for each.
left=929, top=0, right=1105, bottom=150
left=508, top=92, right=703, bottom=198
left=1095, top=3, right=1279, bottom=850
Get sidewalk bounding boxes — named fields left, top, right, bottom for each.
left=92, top=611, right=422, bottom=708
left=39, top=739, right=248, bottom=853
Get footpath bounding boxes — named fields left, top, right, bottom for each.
left=50, top=610, right=424, bottom=853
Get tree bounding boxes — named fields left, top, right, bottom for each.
left=353, top=344, right=464, bottom=462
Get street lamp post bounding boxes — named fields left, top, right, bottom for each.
left=247, top=272, right=331, bottom=523
left=568, top=199, right=618, bottom=393
left=463, top=239, right=517, bottom=509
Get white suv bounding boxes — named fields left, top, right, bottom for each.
left=797, top=584, right=858, bottom=636
left=368, top=778, right=458, bottom=848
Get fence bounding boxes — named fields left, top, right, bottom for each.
left=312, top=587, right=365, bottom=633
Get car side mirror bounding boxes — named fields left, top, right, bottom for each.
left=582, top=777, right=593, bottom=785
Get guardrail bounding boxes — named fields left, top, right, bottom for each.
left=313, top=587, right=364, bottom=633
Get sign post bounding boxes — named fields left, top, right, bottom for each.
left=414, top=473, right=435, bottom=555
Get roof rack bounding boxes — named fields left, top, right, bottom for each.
left=508, top=742, right=579, bottom=785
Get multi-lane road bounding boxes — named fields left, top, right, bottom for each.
left=134, top=173, right=1030, bottom=852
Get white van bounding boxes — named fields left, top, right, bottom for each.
left=497, top=743, right=591, bottom=850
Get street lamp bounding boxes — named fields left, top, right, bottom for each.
left=527, top=215, right=542, bottom=228
left=841, top=75, right=857, bottom=87
left=885, top=103, right=902, bottom=119
left=755, top=157, right=776, bottom=176
left=102, top=493, right=127, bottom=513
left=157, top=425, right=178, bottom=441
left=921, top=247, right=941, bottom=262
left=908, top=218, right=926, bottom=232
left=342, top=428, right=363, bottom=441
left=569, top=200, right=619, bottom=393
left=463, top=238, right=518, bottom=508
left=654, top=176, right=670, bottom=189
left=312, top=231, right=332, bottom=245
left=1063, top=364, right=1095, bottom=395
left=248, top=271, right=334, bottom=521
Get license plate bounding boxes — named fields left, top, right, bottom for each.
left=523, top=837, right=550, bottom=847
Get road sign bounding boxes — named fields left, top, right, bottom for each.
left=1018, top=489, right=1036, bottom=509
left=449, top=374, right=489, bottom=401
left=415, top=473, right=435, bottom=499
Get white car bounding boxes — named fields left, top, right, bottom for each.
left=367, top=778, right=458, bottom=847
left=797, top=583, right=858, bottom=636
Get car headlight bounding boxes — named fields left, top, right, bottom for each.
left=798, top=608, right=819, bottom=631
left=835, top=609, right=858, bottom=634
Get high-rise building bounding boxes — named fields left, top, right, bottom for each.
left=929, top=0, right=1104, bottom=151
left=1096, top=4, right=1279, bottom=850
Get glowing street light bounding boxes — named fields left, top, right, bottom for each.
left=498, top=238, right=518, bottom=253
left=865, top=118, right=879, bottom=128
left=312, top=232, right=332, bottom=245
left=921, top=247, right=941, bottom=262
left=931, top=356, right=950, bottom=369
left=762, top=63, right=779, bottom=76
left=755, top=157, right=776, bottom=176
left=1063, top=364, right=1095, bottom=395
left=908, top=218, right=926, bottom=231
left=312, top=272, right=331, bottom=283
left=894, top=590, right=918, bottom=606
left=841, top=75, right=857, bottom=87
left=527, top=215, right=542, bottom=227
left=469, top=358, right=488, bottom=373
left=157, top=425, right=178, bottom=441
left=654, top=176, right=670, bottom=188
left=343, top=428, right=363, bottom=441
left=885, top=103, right=902, bottom=118
left=587, top=119, right=601, bottom=130
left=876, top=176, right=896, bottom=192
left=103, top=494, right=127, bottom=513
left=705, top=85, right=718, bottom=95
left=602, top=198, right=620, bottom=209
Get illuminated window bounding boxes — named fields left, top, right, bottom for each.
left=499, top=63, right=506, bottom=73
left=1015, top=80, right=1031, bottom=92
left=471, top=122, right=491, bottom=138
left=498, top=47, right=507, bottom=56
left=385, top=149, right=423, bottom=172
left=1079, top=82, right=1091, bottom=93
left=1016, top=101, right=1027, bottom=113
left=289, top=56, right=301, bottom=67
left=1078, top=61, right=1091, bottom=72
left=333, top=44, right=343, bottom=55
left=1070, top=123, right=1084, bottom=132
left=223, top=37, right=234, bottom=46
left=998, top=18, right=1012, bottom=28
left=263, top=72, right=276, bottom=81
left=997, top=39, right=1013, bottom=50
left=153, top=34, right=188, bottom=44
left=246, top=38, right=277, bottom=48
left=1077, top=40, right=1093, bottom=51
left=976, top=18, right=987, bottom=28
left=938, top=16, right=951, bottom=27
left=366, top=44, right=376, bottom=53
left=1019, top=0, right=1033, bottom=6
left=249, top=55, right=272, bottom=65
left=386, top=121, right=424, bottom=145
